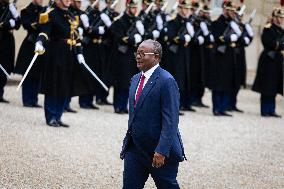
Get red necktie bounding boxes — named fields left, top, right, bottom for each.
left=134, top=74, right=146, bottom=107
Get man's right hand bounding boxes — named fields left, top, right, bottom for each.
left=34, top=41, right=45, bottom=55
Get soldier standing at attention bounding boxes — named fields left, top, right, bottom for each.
left=35, top=0, right=90, bottom=127
left=252, top=8, right=283, bottom=118
left=110, top=0, right=144, bottom=114
left=167, top=0, right=195, bottom=112
left=0, top=0, right=20, bottom=103
left=210, top=1, right=240, bottom=116
left=14, top=0, right=45, bottom=108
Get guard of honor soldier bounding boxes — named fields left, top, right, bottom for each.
left=252, top=8, right=284, bottom=118
left=0, top=0, right=20, bottom=103
left=0, top=0, right=283, bottom=128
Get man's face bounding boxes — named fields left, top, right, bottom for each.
left=180, top=7, right=191, bottom=18
left=128, top=7, right=138, bottom=16
left=273, top=16, right=284, bottom=27
left=136, top=42, right=159, bottom=72
left=228, top=10, right=235, bottom=19
left=74, top=1, right=81, bottom=9
left=59, top=0, right=71, bottom=8
left=33, top=0, right=43, bottom=6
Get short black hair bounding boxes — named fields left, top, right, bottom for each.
left=143, top=39, right=163, bottom=58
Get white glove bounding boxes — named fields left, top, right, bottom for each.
left=245, top=24, right=254, bottom=37
left=209, top=34, right=215, bottom=42
left=80, top=14, right=89, bottom=29
left=230, top=34, right=238, bottom=42
left=134, top=33, right=142, bottom=44
left=164, top=27, right=168, bottom=33
left=152, top=30, right=160, bottom=39
left=230, top=21, right=242, bottom=37
left=78, top=27, right=84, bottom=40
left=9, top=3, right=19, bottom=19
left=166, top=15, right=172, bottom=22
left=9, top=19, right=15, bottom=27
left=34, top=41, right=45, bottom=54
left=135, top=20, right=145, bottom=35
left=77, top=54, right=86, bottom=64
left=98, top=26, right=105, bottom=35
left=200, top=22, right=209, bottom=36
left=186, top=22, right=194, bottom=37
left=100, top=13, right=112, bottom=28
left=156, top=14, right=163, bottom=31
left=197, top=36, right=204, bottom=45
left=184, top=34, right=191, bottom=43
left=244, top=36, right=250, bottom=45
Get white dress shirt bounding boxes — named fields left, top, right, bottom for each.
left=135, top=64, right=159, bottom=100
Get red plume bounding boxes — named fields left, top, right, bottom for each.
left=281, top=0, right=284, bottom=6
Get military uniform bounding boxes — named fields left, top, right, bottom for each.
left=166, top=0, right=195, bottom=111
left=210, top=1, right=239, bottom=116
left=36, top=4, right=90, bottom=126
left=252, top=16, right=283, bottom=117
left=227, top=21, right=253, bottom=112
left=96, top=1, right=119, bottom=105
left=110, top=0, right=142, bottom=113
left=14, top=2, right=45, bottom=107
left=0, top=0, right=20, bottom=102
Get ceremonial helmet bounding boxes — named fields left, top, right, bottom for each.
left=179, top=0, right=191, bottom=9
left=190, top=0, right=200, bottom=10
left=126, top=0, right=138, bottom=8
left=105, top=0, right=114, bottom=4
left=155, top=0, right=165, bottom=5
left=143, top=0, right=154, bottom=5
left=274, top=8, right=284, bottom=18
left=222, top=0, right=236, bottom=11
left=201, top=4, right=211, bottom=13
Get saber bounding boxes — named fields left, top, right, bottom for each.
left=81, top=61, right=109, bottom=91
left=110, top=0, right=119, bottom=9
left=161, top=1, right=168, bottom=12
left=247, top=9, right=256, bottom=24
left=0, top=64, right=10, bottom=78
left=17, top=52, right=39, bottom=91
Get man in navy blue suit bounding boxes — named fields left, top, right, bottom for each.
left=120, top=39, right=186, bottom=189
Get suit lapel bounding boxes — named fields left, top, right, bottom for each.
left=134, top=67, right=161, bottom=111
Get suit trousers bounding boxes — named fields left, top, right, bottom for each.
left=123, top=145, right=180, bottom=189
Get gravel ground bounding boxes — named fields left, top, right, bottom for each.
left=0, top=84, right=283, bottom=189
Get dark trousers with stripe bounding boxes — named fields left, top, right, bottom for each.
left=212, top=90, right=229, bottom=113
left=260, top=94, right=276, bottom=115
left=79, top=94, right=94, bottom=107
left=113, top=88, right=128, bottom=111
left=22, top=76, right=39, bottom=106
left=0, top=73, right=7, bottom=98
left=44, top=95, right=67, bottom=123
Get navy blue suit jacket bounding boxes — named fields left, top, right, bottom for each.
left=120, top=66, right=186, bottom=163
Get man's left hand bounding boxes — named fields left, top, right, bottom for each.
left=152, top=152, right=165, bottom=168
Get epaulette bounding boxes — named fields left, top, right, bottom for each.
left=39, top=8, right=54, bottom=24
left=122, top=36, right=129, bottom=43
left=264, top=22, right=272, bottom=29
left=171, top=15, right=177, bottom=21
